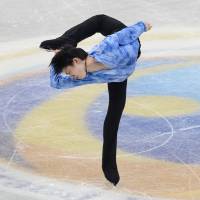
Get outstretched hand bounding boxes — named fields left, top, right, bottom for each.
left=144, top=22, right=152, bottom=31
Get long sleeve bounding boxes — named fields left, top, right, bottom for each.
left=49, top=64, right=95, bottom=89
left=106, top=21, right=146, bottom=46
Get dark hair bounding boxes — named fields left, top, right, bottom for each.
left=49, top=44, right=88, bottom=74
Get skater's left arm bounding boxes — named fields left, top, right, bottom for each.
left=104, top=21, right=151, bottom=47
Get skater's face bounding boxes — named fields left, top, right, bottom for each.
left=63, top=57, right=86, bottom=80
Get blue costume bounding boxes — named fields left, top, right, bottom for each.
left=49, top=21, right=147, bottom=89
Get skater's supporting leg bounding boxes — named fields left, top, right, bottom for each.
left=102, top=79, right=127, bottom=185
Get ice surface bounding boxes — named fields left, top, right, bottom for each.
left=0, top=0, right=200, bottom=42
left=0, top=165, right=171, bottom=200
left=1, top=1, right=200, bottom=200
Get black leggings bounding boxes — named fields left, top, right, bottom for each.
left=55, top=14, right=141, bottom=182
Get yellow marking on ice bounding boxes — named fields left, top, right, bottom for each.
left=0, top=48, right=39, bottom=62
left=125, top=95, right=200, bottom=117
left=15, top=84, right=106, bottom=154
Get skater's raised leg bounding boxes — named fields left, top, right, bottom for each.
left=40, top=14, right=131, bottom=49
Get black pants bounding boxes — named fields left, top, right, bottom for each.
left=57, top=14, right=141, bottom=183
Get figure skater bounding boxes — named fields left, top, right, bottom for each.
left=39, top=14, right=152, bottom=186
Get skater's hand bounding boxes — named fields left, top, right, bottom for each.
left=53, top=49, right=61, bottom=54
left=144, top=22, right=152, bottom=31
left=41, top=48, right=60, bottom=54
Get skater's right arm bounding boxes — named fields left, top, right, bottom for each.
left=49, top=64, right=94, bottom=89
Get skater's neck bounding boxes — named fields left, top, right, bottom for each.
left=85, top=55, right=109, bottom=72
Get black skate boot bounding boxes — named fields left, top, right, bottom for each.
left=39, top=37, right=77, bottom=51
left=102, top=163, right=120, bottom=186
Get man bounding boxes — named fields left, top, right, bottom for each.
left=40, top=14, right=152, bottom=185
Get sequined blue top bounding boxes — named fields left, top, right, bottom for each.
left=49, top=21, right=147, bottom=89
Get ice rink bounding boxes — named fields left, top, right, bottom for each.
left=1, top=1, right=200, bottom=199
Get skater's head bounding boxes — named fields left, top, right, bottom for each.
left=49, top=44, right=88, bottom=79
